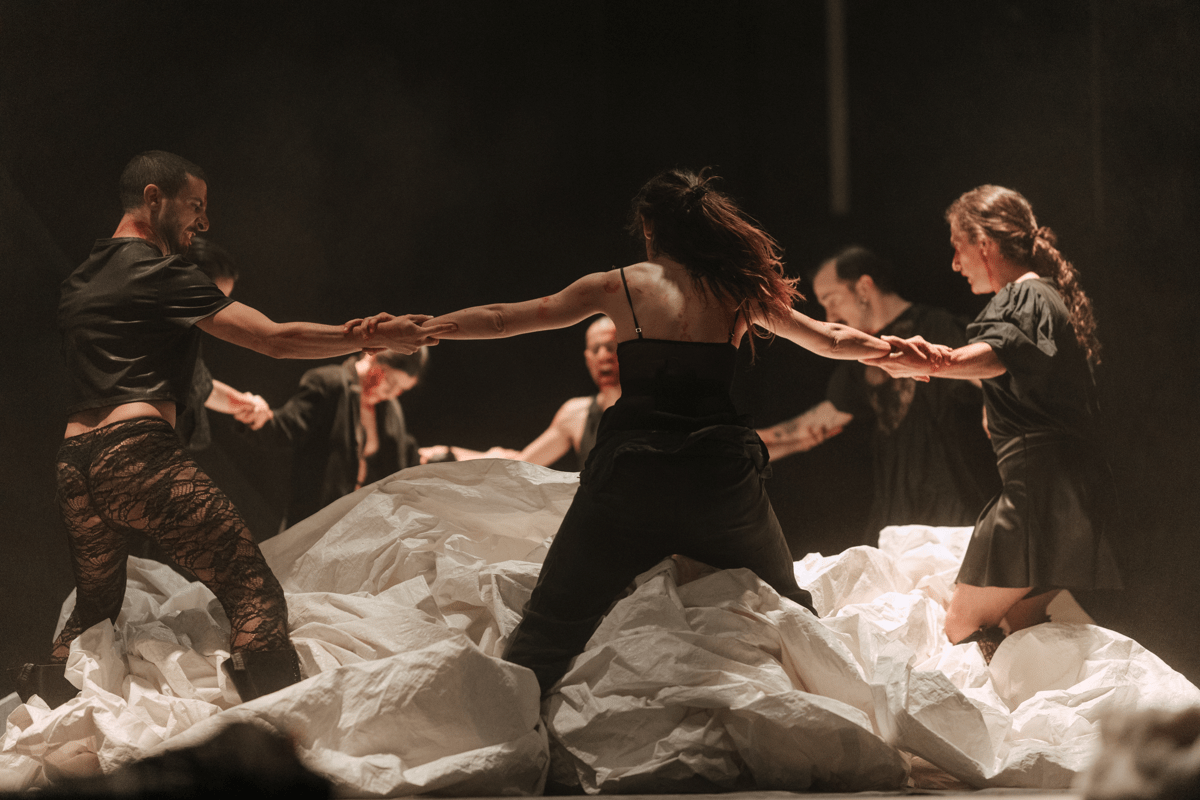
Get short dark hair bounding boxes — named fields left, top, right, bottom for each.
left=187, top=237, right=239, bottom=283
left=118, top=150, right=207, bottom=211
left=375, top=346, right=430, bottom=378
left=813, top=245, right=899, bottom=295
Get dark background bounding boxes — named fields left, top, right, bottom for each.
left=2, top=0, right=1197, bottom=696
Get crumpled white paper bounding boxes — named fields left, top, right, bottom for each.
left=3, top=462, right=1197, bottom=794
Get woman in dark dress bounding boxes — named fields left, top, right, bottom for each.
left=866, top=185, right=1120, bottom=659
left=360, top=169, right=919, bottom=694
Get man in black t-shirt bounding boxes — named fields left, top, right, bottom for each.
left=757, top=246, right=999, bottom=545
left=17, top=150, right=450, bottom=709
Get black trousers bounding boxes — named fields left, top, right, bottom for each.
left=52, top=417, right=290, bottom=662
left=503, top=437, right=814, bottom=694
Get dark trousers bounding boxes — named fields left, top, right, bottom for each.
left=502, top=446, right=814, bottom=694
left=52, top=417, right=290, bottom=662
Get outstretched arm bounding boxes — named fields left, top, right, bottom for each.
left=198, top=302, right=451, bottom=359
left=758, top=307, right=893, bottom=361
left=515, top=396, right=590, bottom=466
left=420, top=396, right=585, bottom=467
left=206, top=378, right=272, bottom=429
left=863, top=337, right=1005, bottom=381
left=359, top=272, right=614, bottom=348
left=756, top=400, right=853, bottom=461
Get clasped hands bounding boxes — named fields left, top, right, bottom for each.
left=228, top=391, right=272, bottom=429
left=343, top=313, right=458, bottom=354
left=861, top=335, right=953, bottom=381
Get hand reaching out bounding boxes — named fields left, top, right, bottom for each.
left=344, top=313, right=458, bottom=354
left=228, top=391, right=273, bottom=430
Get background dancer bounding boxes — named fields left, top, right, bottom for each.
left=758, top=246, right=998, bottom=543
left=243, top=347, right=429, bottom=529
left=422, top=315, right=619, bottom=469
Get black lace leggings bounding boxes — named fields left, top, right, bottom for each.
left=51, top=417, right=290, bottom=663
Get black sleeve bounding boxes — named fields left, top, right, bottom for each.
left=966, top=282, right=1060, bottom=379
left=158, top=259, right=235, bottom=328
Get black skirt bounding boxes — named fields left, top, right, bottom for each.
left=957, top=432, right=1122, bottom=590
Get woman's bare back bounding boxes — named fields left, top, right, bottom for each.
left=601, top=259, right=745, bottom=346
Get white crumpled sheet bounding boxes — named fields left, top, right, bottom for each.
left=3, top=459, right=1198, bottom=794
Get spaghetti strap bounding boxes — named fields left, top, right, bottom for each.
left=619, top=267, right=643, bottom=338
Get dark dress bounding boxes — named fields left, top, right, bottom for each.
left=827, top=305, right=998, bottom=541
left=502, top=271, right=815, bottom=694
left=957, top=278, right=1121, bottom=591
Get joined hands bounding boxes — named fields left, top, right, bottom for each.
left=343, top=313, right=458, bottom=354
left=860, top=335, right=954, bottom=381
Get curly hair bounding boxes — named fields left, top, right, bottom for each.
left=627, top=168, right=801, bottom=345
left=946, top=185, right=1101, bottom=366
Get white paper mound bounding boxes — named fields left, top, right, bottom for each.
left=3, top=461, right=1198, bottom=794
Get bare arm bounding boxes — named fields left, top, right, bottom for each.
left=757, top=308, right=893, bottom=361
left=206, top=379, right=272, bottom=429
left=516, top=397, right=589, bottom=466
left=198, top=302, right=449, bottom=359
left=756, top=400, right=853, bottom=461
left=863, top=338, right=1005, bottom=381
left=419, top=445, right=522, bottom=463
left=363, top=272, right=614, bottom=348
left=422, top=396, right=584, bottom=467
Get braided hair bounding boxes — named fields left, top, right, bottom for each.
left=946, top=185, right=1101, bottom=366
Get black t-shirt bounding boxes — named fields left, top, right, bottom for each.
left=967, top=277, right=1097, bottom=444
left=58, top=238, right=233, bottom=415
left=826, top=304, right=999, bottom=532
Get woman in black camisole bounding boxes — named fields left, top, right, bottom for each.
left=361, top=169, right=921, bottom=695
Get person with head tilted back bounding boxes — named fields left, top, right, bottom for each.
left=864, top=184, right=1120, bottom=663
left=355, top=168, right=938, bottom=695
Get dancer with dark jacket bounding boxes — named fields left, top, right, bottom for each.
left=246, top=348, right=427, bottom=529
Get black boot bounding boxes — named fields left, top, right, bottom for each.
left=222, top=647, right=303, bottom=702
left=10, top=663, right=80, bottom=709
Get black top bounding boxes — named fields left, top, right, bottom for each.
left=244, top=356, right=419, bottom=527
left=967, top=278, right=1097, bottom=445
left=581, top=271, right=759, bottom=491
left=827, top=304, right=998, bottom=531
left=58, top=238, right=232, bottom=415
left=601, top=267, right=743, bottom=435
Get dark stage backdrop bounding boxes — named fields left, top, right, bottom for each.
left=2, top=0, right=1197, bottom=695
